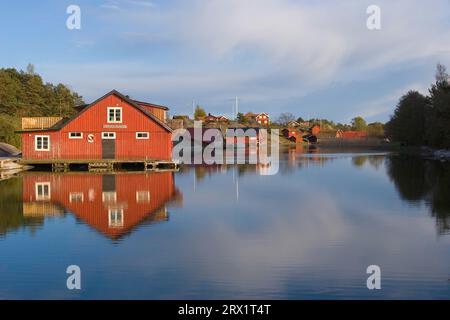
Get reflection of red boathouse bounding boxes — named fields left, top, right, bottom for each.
left=22, top=172, right=181, bottom=239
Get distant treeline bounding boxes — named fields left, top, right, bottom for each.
left=192, top=99, right=384, bottom=136
left=386, top=63, right=450, bottom=149
left=0, top=64, right=84, bottom=147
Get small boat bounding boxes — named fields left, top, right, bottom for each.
left=0, top=142, right=21, bottom=157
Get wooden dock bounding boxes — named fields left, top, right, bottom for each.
left=18, top=159, right=180, bottom=172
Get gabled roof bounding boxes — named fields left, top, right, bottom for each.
left=74, top=99, right=169, bottom=111
left=17, top=90, right=172, bottom=133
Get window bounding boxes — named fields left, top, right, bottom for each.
left=69, top=132, right=83, bottom=139
left=88, top=189, right=95, bottom=202
left=108, top=209, right=124, bottom=228
left=35, top=135, right=50, bottom=151
left=136, top=132, right=149, bottom=140
left=136, top=191, right=150, bottom=203
left=102, top=132, right=116, bottom=139
left=107, top=107, right=122, bottom=123
left=35, top=182, right=51, bottom=201
left=69, top=192, right=84, bottom=203
left=102, top=192, right=117, bottom=203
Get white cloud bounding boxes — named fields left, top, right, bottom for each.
left=127, top=0, right=154, bottom=7
left=46, top=0, right=450, bottom=120
left=100, top=3, right=120, bottom=10
left=352, top=82, right=430, bottom=120
left=111, top=0, right=450, bottom=83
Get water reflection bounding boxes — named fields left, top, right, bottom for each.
left=180, top=148, right=450, bottom=238
left=1, top=153, right=450, bottom=241
left=1, top=152, right=450, bottom=298
left=0, top=178, right=45, bottom=236
left=1, top=172, right=182, bottom=240
left=180, top=147, right=338, bottom=181
left=386, top=155, right=450, bottom=235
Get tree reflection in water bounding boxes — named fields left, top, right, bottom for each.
left=386, top=155, right=450, bottom=235
left=0, top=178, right=46, bottom=237
left=1, top=153, right=450, bottom=239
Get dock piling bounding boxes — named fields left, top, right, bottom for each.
left=18, top=159, right=180, bottom=172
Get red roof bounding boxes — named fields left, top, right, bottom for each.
left=132, top=100, right=169, bottom=110
left=337, top=130, right=368, bottom=138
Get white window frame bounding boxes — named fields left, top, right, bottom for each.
left=102, top=132, right=116, bottom=140
left=69, top=192, right=84, bottom=203
left=136, top=132, right=149, bottom=140
left=35, top=182, right=51, bottom=201
left=88, top=188, right=95, bottom=202
left=102, top=191, right=117, bottom=203
left=35, top=135, right=50, bottom=151
left=108, top=208, right=124, bottom=228
left=107, top=107, right=122, bottom=123
left=68, top=132, right=83, bottom=139
left=136, top=191, right=150, bottom=203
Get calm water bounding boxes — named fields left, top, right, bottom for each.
left=1, top=149, right=450, bottom=299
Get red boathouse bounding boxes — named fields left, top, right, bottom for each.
left=18, top=90, right=173, bottom=162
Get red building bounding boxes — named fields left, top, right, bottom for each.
left=282, top=128, right=301, bottom=142
left=204, top=114, right=218, bottom=123
left=22, top=172, right=181, bottom=239
left=18, top=90, right=173, bottom=161
left=244, top=112, right=270, bottom=125
left=217, top=116, right=229, bottom=123
left=204, top=114, right=229, bottom=123
left=311, top=125, right=321, bottom=136
left=255, top=113, right=270, bottom=125
left=225, top=127, right=261, bottom=145
left=282, top=125, right=320, bottom=143
left=336, top=130, right=368, bottom=139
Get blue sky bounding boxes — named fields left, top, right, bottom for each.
left=1, top=0, right=450, bottom=123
